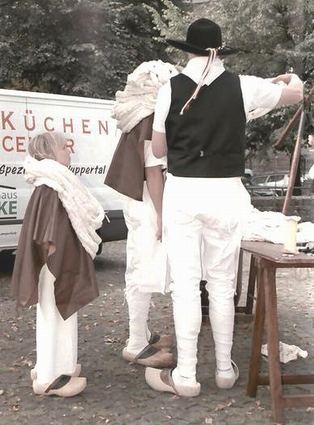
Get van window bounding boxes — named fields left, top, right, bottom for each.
left=252, top=176, right=267, bottom=185
left=268, top=174, right=284, bottom=183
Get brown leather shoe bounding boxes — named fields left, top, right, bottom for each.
left=122, top=345, right=174, bottom=368
left=149, top=334, right=174, bottom=350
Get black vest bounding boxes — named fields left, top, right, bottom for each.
left=165, top=71, right=246, bottom=178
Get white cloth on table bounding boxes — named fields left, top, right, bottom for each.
left=261, top=341, right=308, bottom=364
left=242, top=207, right=314, bottom=244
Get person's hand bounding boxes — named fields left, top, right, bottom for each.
left=308, top=134, right=314, bottom=147
left=272, top=74, right=290, bottom=85
left=156, top=214, right=162, bottom=241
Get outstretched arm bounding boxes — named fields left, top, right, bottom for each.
left=145, top=165, right=164, bottom=240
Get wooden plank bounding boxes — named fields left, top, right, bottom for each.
left=241, top=241, right=314, bottom=266
left=259, top=375, right=314, bottom=385
left=283, top=395, right=314, bottom=408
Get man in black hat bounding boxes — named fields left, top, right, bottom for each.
left=145, top=18, right=303, bottom=397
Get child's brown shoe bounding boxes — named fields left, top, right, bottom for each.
left=122, top=345, right=174, bottom=368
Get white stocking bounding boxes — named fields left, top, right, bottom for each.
left=125, top=284, right=151, bottom=353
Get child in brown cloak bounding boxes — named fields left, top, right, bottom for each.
left=11, top=132, right=104, bottom=396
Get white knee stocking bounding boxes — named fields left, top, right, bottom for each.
left=125, top=285, right=152, bottom=354
left=172, top=287, right=202, bottom=383
left=207, top=283, right=235, bottom=372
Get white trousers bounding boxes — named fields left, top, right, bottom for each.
left=36, top=264, right=78, bottom=385
left=123, top=184, right=168, bottom=353
left=163, top=174, right=251, bottom=380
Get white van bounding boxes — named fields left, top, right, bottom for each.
left=0, top=89, right=127, bottom=253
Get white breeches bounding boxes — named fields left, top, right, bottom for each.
left=123, top=184, right=157, bottom=352
left=36, top=264, right=78, bottom=385
left=163, top=174, right=251, bottom=380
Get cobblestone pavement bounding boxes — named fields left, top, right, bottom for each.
left=0, top=241, right=313, bottom=425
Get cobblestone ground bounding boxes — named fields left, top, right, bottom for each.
left=0, top=241, right=313, bottom=425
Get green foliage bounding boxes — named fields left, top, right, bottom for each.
left=145, top=0, right=190, bottom=66
left=0, top=0, right=164, bottom=98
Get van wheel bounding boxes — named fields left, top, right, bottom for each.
left=96, top=243, right=103, bottom=256
left=0, top=250, right=16, bottom=274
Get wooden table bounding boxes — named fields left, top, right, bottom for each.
left=241, top=241, right=314, bottom=424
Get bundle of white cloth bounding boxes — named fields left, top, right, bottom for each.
left=261, top=341, right=308, bottom=364
left=24, top=155, right=105, bottom=258
left=112, top=60, right=178, bottom=133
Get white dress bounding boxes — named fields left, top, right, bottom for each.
left=35, top=264, right=77, bottom=385
left=123, top=140, right=168, bottom=294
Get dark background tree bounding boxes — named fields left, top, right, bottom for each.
left=149, top=0, right=313, bottom=158
left=0, top=0, right=169, bottom=97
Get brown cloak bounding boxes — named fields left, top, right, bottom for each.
left=11, top=185, right=99, bottom=320
left=104, top=114, right=154, bottom=201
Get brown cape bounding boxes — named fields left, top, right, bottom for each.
left=104, top=114, right=154, bottom=201
left=11, top=185, right=99, bottom=320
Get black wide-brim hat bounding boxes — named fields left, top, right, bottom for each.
left=166, top=18, right=239, bottom=56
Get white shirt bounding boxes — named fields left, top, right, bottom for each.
left=153, top=57, right=283, bottom=133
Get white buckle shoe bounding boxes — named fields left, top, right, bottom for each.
left=145, top=367, right=201, bottom=397
left=215, top=360, right=239, bottom=389
left=33, top=375, right=87, bottom=397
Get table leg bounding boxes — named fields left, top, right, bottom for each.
left=234, top=249, right=243, bottom=306
left=264, top=266, right=284, bottom=424
left=247, top=266, right=265, bottom=397
left=245, top=255, right=257, bottom=314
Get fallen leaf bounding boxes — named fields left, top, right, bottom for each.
left=214, top=399, right=235, bottom=411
